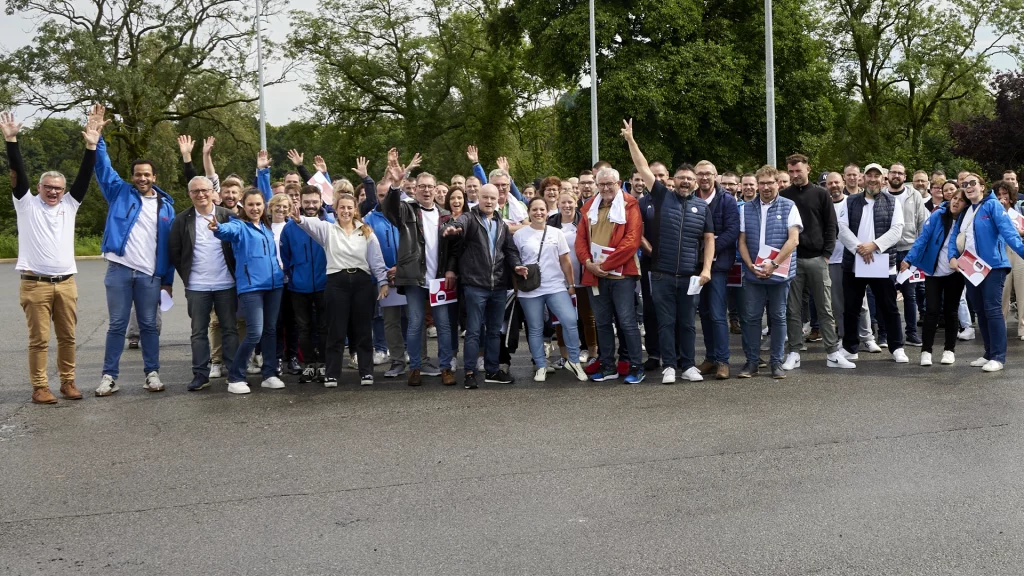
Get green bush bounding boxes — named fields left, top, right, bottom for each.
left=0, top=234, right=103, bottom=259
left=0, top=234, right=16, bottom=259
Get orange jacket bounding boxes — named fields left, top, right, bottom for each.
left=574, top=194, right=643, bottom=286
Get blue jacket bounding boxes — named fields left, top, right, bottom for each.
left=364, top=209, right=400, bottom=268
left=213, top=218, right=286, bottom=294
left=704, top=185, right=740, bottom=273
left=905, top=203, right=954, bottom=275
left=949, top=192, right=1024, bottom=269
left=279, top=210, right=334, bottom=294
left=94, top=137, right=176, bottom=286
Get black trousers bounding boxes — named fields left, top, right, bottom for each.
left=325, top=270, right=375, bottom=379
left=276, top=286, right=299, bottom=360
left=292, top=289, right=328, bottom=364
left=842, top=269, right=903, bottom=353
left=922, top=274, right=965, bottom=353
left=640, top=261, right=660, bottom=359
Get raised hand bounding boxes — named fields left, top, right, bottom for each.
left=620, top=118, right=634, bottom=141
left=466, top=145, right=479, bottom=164
left=257, top=149, right=271, bottom=170
left=0, top=112, right=23, bottom=142
left=177, top=135, right=195, bottom=160
left=86, top=104, right=107, bottom=131
left=286, top=149, right=303, bottom=166
left=386, top=160, right=405, bottom=184
left=313, top=155, right=327, bottom=174
left=203, top=136, right=215, bottom=156
left=82, top=121, right=102, bottom=150
left=403, top=152, right=423, bottom=174
left=387, top=147, right=399, bottom=166
left=352, top=156, right=369, bottom=179
left=496, top=156, right=510, bottom=172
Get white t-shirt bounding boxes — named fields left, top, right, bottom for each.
left=189, top=210, right=235, bottom=292
left=560, top=221, right=582, bottom=286
left=934, top=228, right=955, bottom=277
left=965, top=204, right=979, bottom=256
left=856, top=196, right=905, bottom=274
left=421, top=206, right=440, bottom=281
left=513, top=225, right=570, bottom=298
left=271, top=221, right=287, bottom=272
left=104, top=194, right=158, bottom=276
left=829, top=197, right=848, bottom=264
left=14, top=192, right=80, bottom=275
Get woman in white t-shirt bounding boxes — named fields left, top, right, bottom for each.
left=513, top=197, right=588, bottom=382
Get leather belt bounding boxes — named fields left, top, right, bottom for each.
left=21, top=274, right=74, bottom=283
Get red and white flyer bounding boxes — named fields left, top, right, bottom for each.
left=753, top=245, right=790, bottom=278
left=957, top=250, right=991, bottom=287
left=428, top=278, right=458, bottom=306
left=307, top=171, right=334, bottom=206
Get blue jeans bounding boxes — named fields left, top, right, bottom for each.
left=520, top=292, right=581, bottom=368
left=966, top=268, right=1009, bottom=363
left=741, top=281, right=790, bottom=365
left=185, top=288, right=238, bottom=378
left=463, top=286, right=505, bottom=374
left=698, top=271, right=730, bottom=364
left=230, top=288, right=283, bottom=382
left=589, top=277, right=642, bottom=369
left=651, top=273, right=698, bottom=370
left=372, top=304, right=387, bottom=353
left=103, top=261, right=161, bottom=378
left=895, top=250, right=918, bottom=338
left=405, top=285, right=452, bottom=370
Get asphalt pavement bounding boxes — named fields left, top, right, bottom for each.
left=2, top=260, right=1024, bottom=575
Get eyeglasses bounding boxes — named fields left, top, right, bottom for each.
left=695, top=172, right=715, bottom=178
left=41, top=184, right=65, bottom=193
left=596, top=182, right=618, bottom=189
left=416, top=184, right=436, bottom=191
left=189, top=188, right=213, bottom=195
left=889, top=170, right=905, bottom=176
left=961, top=180, right=978, bottom=189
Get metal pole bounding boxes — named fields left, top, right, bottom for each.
left=765, top=0, right=776, bottom=167
left=589, top=0, right=599, bottom=166
left=255, top=0, right=268, bottom=150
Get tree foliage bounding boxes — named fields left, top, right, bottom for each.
left=951, top=72, right=1024, bottom=179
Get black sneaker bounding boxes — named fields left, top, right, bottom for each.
left=757, top=357, right=768, bottom=369
left=187, top=374, right=210, bottom=391
left=484, top=370, right=514, bottom=384
left=128, top=339, right=139, bottom=349
left=906, top=335, right=923, bottom=347
left=317, top=364, right=326, bottom=383
left=299, top=365, right=315, bottom=383
left=643, top=357, right=661, bottom=370
left=770, top=363, right=786, bottom=379
left=464, top=372, right=479, bottom=389
left=288, top=356, right=301, bottom=374
left=737, top=361, right=759, bottom=378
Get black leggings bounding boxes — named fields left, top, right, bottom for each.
left=922, top=273, right=965, bottom=353
left=325, top=270, right=375, bottom=379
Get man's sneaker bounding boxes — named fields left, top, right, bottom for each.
left=534, top=368, right=547, bottom=382
left=143, top=371, right=165, bottom=392
left=476, top=356, right=485, bottom=373
left=579, top=350, right=590, bottom=364
left=384, top=361, right=407, bottom=378
left=552, top=357, right=567, bottom=370
left=427, top=326, right=437, bottom=338
left=464, top=372, right=478, bottom=389
left=287, top=356, right=301, bottom=374
left=771, top=363, right=786, bottom=379
left=485, top=370, right=514, bottom=384
left=254, top=353, right=263, bottom=367
left=806, top=328, right=823, bottom=342
left=957, top=327, right=976, bottom=341
left=878, top=336, right=889, bottom=349
left=128, top=338, right=139, bottom=349
left=624, top=367, right=646, bottom=384
left=737, top=361, right=759, bottom=378
left=802, top=321, right=811, bottom=336
left=360, top=374, right=374, bottom=386
left=565, top=361, right=587, bottom=381
left=760, top=337, right=771, bottom=351
left=762, top=325, right=770, bottom=336
left=584, top=358, right=602, bottom=375
left=589, top=367, right=618, bottom=382
left=441, top=369, right=456, bottom=386
left=95, top=374, right=119, bottom=397
left=348, top=354, right=358, bottom=370
left=300, top=365, right=316, bottom=383
left=826, top=352, right=856, bottom=369
left=209, top=363, right=224, bottom=378
left=970, top=356, right=989, bottom=367
left=781, top=352, right=801, bottom=371
left=261, top=376, right=285, bottom=389
left=643, top=357, right=661, bottom=370
left=317, top=365, right=327, bottom=383
left=863, top=340, right=882, bottom=353
left=941, top=351, right=956, bottom=365
left=373, top=350, right=388, bottom=366
left=187, top=374, right=210, bottom=391
left=227, top=381, right=251, bottom=394
left=324, top=377, right=338, bottom=388
left=616, top=360, right=630, bottom=377
left=906, top=335, right=923, bottom=347
left=407, top=369, right=422, bottom=386
left=499, top=363, right=511, bottom=374
left=839, top=348, right=859, bottom=361
left=758, top=357, right=768, bottom=369
left=920, top=351, right=932, bottom=366
left=892, top=348, right=909, bottom=363
left=661, top=367, right=676, bottom=384
left=982, top=359, right=1004, bottom=372
left=246, top=358, right=261, bottom=375
left=421, top=361, right=442, bottom=377
left=681, top=367, right=703, bottom=382
left=276, top=360, right=283, bottom=376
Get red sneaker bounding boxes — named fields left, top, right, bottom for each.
left=584, top=358, right=601, bottom=375
left=617, top=360, right=630, bottom=376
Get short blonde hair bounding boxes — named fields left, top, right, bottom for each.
left=333, top=178, right=354, bottom=196
left=268, top=193, right=291, bottom=212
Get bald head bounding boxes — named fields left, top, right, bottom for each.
left=826, top=172, right=843, bottom=200
left=477, top=183, right=499, bottom=216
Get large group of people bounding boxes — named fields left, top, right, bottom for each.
left=6, top=106, right=1023, bottom=404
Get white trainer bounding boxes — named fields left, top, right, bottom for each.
left=427, top=326, right=437, bottom=338
left=982, top=360, right=1004, bottom=372
left=862, top=340, right=882, bottom=353
left=209, top=363, right=224, bottom=378
left=661, top=367, right=676, bottom=384
left=261, top=376, right=285, bottom=389
left=839, top=348, right=859, bottom=361
left=958, top=327, right=976, bottom=341
left=227, top=381, right=251, bottom=394
left=920, top=351, right=932, bottom=366
left=246, top=356, right=261, bottom=375
left=826, top=352, right=856, bottom=369
left=970, top=357, right=988, bottom=367
left=781, top=352, right=801, bottom=370
left=95, top=374, right=119, bottom=397
left=348, top=354, right=358, bottom=370
left=565, top=361, right=588, bottom=381
left=533, top=368, right=546, bottom=382
left=476, top=356, right=485, bottom=372
left=892, top=348, right=909, bottom=363
left=143, top=371, right=164, bottom=392
left=373, top=350, right=388, bottom=366
left=681, top=366, right=703, bottom=382
left=941, top=351, right=955, bottom=365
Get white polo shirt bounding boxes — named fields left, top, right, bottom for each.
left=14, top=192, right=80, bottom=276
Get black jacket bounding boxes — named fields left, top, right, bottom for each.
left=446, top=206, right=523, bottom=290
left=780, top=182, right=837, bottom=258
left=546, top=210, right=582, bottom=230
left=382, top=186, right=456, bottom=290
left=168, top=206, right=237, bottom=288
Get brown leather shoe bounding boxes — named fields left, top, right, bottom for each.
left=715, top=363, right=730, bottom=380
left=697, top=360, right=716, bottom=375
left=407, top=369, right=422, bottom=387
left=730, top=319, right=742, bottom=334
left=60, top=380, right=83, bottom=400
left=441, top=369, right=456, bottom=386
left=32, top=387, right=57, bottom=404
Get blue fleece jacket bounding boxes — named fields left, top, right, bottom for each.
left=948, top=192, right=1024, bottom=269
left=905, top=203, right=953, bottom=275
left=94, top=137, right=176, bottom=286
left=213, top=218, right=286, bottom=294
left=279, top=210, right=334, bottom=293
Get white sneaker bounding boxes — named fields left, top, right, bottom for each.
left=892, top=348, right=909, bottom=363
left=427, top=326, right=437, bottom=338
left=761, top=326, right=769, bottom=337
left=920, top=352, right=932, bottom=366
left=450, top=357, right=457, bottom=371
left=579, top=350, right=590, bottom=364
left=534, top=368, right=547, bottom=382
left=958, top=327, right=976, bottom=341
left=254, top=353, right=263, bottom=367
left=862, top=340, right=882, bottom=353
left=781, top=352, right=801, bottom=370
left=261, top=376, right=285, bottom=389
left=826, top=352, right=856, bottom=369
left=373, top=350, right=388, bottom=365
left=565, top=361, right=587, bottom=381
left=227, top=381, right=251, bottom=394
left=839, top=348, right=859, bottom=361
left=348, top=354, right=358, bottom=369
left=476, top=356, right=485, bottom=372
left=209, top=363, right=224, bottom=378
left=970, top=357, right=988, bottom=367
left=802, top=321, right=811, bottom=336
left=982, top=359, right=1004, bottom=372
left=681, top=366, right=703, bottom=381
left=662, top=367, right=676, bottom=384
left=403, top=352, right=410, bottom=363
left=246, top=359, right=261, bottom=375
left=95, top=374, right=119, bottom=397
left=760, top=337, right=770, bottom=351
left=143, top=371, right=164, bottom=392
left=941, top=351, right=955, bottom=365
